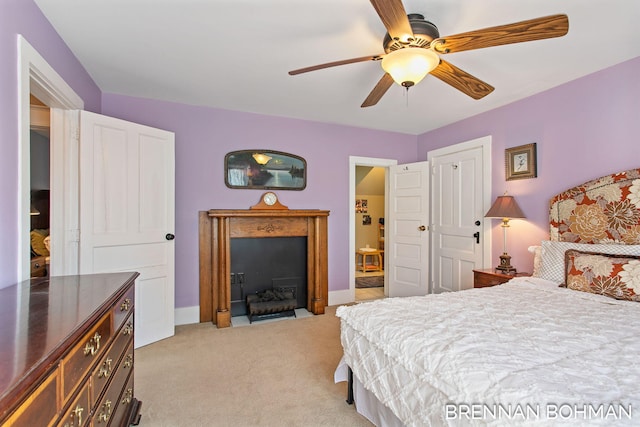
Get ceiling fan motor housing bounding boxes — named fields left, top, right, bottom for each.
left=383, top=14, right=440, bottom=53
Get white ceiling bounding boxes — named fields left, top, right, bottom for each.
left=34, top=0, right=640, bottom=135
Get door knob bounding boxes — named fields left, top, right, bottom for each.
left=418, top=225, right=426, bottom=231
left=473, top=232, right=480, bottom=244
left=165, top=233, right=175, bottom=240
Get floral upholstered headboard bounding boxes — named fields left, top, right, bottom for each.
left=549, top=168, right=640, bottom=244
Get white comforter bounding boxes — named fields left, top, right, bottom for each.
left=336, top=278, right=640, bottom=426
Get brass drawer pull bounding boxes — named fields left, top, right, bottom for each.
left=83, top=332, right=101, bottom=356
left=124, top=353, right=133, bottom=369
left=120, top=298, right=132, bottom=312
left=121, top=388, right=133, bottom=405
left=98, top=357, right=113, bottom=378
left=63, top=405, right=84, bottom=427
left=123, top=321, right=133, bottom=336
left=97, top=400, right=112, bottom=423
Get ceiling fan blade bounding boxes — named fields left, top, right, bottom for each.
left=361, top=73, right=394, bottom=108
left=369, top=0, right=414, bottom=43
left=430, top=14, right=569, bottom=54
left=288, top=55, right=383, bottom=75
left=430, top=59, right=494, bottom=100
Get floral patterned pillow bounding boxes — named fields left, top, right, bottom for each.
left=564, top=249, right=640, bottom=301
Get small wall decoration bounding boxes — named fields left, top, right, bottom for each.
left=362, top=215, right=372, bottom=225
left=505, top=143, right=537, bottom=181
left=356, top=199, right=368, bottom=213
left=224, top=150, right=306, bottom=190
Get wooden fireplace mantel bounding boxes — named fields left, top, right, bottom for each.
left=199, top=209, right=330, bottom=328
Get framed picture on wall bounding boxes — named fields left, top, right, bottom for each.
left=505, top=143, right=537, bottom=180
left=224, top=150, right=306, bottom=190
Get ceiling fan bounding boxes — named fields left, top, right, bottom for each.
left=288, top=0, right=569, bottom=107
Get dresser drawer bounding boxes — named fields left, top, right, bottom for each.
left=113, top=287, right=134, bottom=333
left=473, top=269, right=531, bottom=288
left=30, top=256, right=47, bottom=277
left=474, top=273, right=508, bottom=288
left=61, top=312, right=113, bottom=399
left=4, top=368, right=59, bottom=427
left=91, top=314, right=133, bottom=406
left=58, top=380, right=90, bottom=427
left=92, top=341, right=134, bottom=426
left=108, top=374, right=135, bottom=427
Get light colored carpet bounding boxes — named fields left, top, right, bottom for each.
left=134, top=305, right=373, bottom=427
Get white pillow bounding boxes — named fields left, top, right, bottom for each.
left=538, top=240, right=640, bottom=284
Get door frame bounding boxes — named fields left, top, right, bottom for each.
left=426, top=135, right=493, bottom=290
left=18, top=35, right=84, bottom=280
left=349, top=156, right=397, bottom=301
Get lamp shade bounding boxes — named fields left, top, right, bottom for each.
left=381, top=48, right=440, bottom=87
left=485, top=195, right=526, bottom=220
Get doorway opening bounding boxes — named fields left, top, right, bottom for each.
left=349, top=156, right=397, bottom=303
left=18, top=35, right=84, bottom=281
left=29, top=95, right=51, bottom=278
left=354, top=165, right=385, bottom=302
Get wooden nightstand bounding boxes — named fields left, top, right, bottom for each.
left=473, top=268, right=530, bottom=288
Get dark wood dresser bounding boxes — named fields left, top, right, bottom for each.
left=0, top=272, right=141, bottom=426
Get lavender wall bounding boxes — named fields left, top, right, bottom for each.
left=3, top=0, right=638, bottom=307
left=0, top=0, right=101, bottom=287
left=100, top=95, right=417, bottom=307
left=417, top=56, right=640, bottom=274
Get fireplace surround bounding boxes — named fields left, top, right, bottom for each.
left=199, top=208, right=329, bottom=328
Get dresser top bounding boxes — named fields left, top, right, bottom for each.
left=0, top=272, right=138, bottom=406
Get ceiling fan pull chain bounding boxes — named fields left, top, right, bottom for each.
left=405, top=86, right=410, bottom=108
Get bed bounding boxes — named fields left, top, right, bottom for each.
left=335, top=168, right=640, bottom=426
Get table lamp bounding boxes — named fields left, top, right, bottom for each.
left=485, top=193, right=526, bottom=274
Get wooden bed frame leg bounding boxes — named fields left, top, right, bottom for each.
left=346, top=367, right=354, bottom=405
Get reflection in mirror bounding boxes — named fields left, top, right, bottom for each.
left=225, top=150, right=306, bottom=190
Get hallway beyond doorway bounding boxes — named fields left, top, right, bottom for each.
left=355, top=270, right=384, bottom=302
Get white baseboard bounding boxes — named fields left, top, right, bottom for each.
left=328, top=289, right=354, bottom=307
left=175, top=305, right=200, bottom=326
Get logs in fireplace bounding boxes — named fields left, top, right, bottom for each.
left=246, top=287, right=297, bottom=323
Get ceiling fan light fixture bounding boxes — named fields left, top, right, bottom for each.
left=381, top=48, right=439, bottom=87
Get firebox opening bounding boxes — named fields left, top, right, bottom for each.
left=230, top=237, right=307, bottom=317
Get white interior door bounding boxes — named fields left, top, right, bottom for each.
left=79, top=111, right=175, bottom=348
left=429, top=138, right=490, bottom=293
left=387, top=162, right=430, bottom=297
